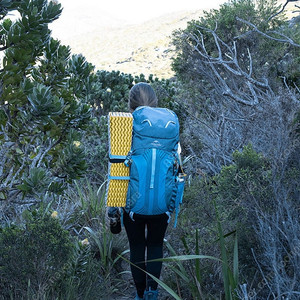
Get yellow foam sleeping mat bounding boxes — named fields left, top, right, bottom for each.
left=105, top=112, right=133, bottom=207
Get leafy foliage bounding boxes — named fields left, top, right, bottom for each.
left=51, top=181, right=128, bottom=299
left=55, top=240, right=109, bottom=300
left=0, top=209, right=73, bottom=299
left=0, top=0, right=95, bottom=203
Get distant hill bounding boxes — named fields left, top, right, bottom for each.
left=51, top=9, right=206, bottom=78
left=50, top=0, right=298, bottom=79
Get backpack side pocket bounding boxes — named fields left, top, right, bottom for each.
left=173, top=173, right=186, bottom=227
left=126, top=152, right=149, bottom=214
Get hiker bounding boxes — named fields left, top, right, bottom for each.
left=123, top=82, right=182, bottom=300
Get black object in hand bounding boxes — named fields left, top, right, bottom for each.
left=108, top=207, right=121, bottom=234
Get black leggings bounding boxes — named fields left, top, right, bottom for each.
left=123, top=211, right=169, bottom=298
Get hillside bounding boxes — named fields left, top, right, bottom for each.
left=50, top=0, right=297, bottom=79
left=51, top=9, right=207, bottom=78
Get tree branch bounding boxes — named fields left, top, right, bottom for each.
left=237, top=17, right=300, bottom=48
left=182, top=102, right=221, bottom=137
left=268, top=0, right=300, bottom=21
left=281, top=76, right=300, bottom=102
left=9, top=159, right=26, bottom=188
left=36, top=141, right=55, bottom=168
left=189, top=27, right=273, bottom=106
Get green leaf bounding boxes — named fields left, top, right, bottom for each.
left=195, top=228, right=202, bottom=284
left=16, top=184, right=31, bottom=192
left=2, top=18, right=12, bottom=31
left=120, top=255, right=182, bottom=300
left=233, top=232, right=239, bottom=287
left=15, top=148, right=23, bottom=154
left=214, top=200, right=231, bottom=300
left=150, top=254, right=222, bottom=263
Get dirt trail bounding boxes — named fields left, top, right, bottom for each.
left=106, top=295, right=133, bottom=300
left=105, top=289, right=136, bottom=300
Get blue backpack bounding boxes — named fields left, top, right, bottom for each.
left=124, top=106, right=185, bottom=226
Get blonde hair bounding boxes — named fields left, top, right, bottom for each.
left=128, top=82, right=158, bottom=111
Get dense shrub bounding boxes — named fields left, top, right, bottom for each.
left=0, top=209, right=73, bottom=299
left=0, top=0, right=95, bottom=208
left=167, top=142, right=300, bottom=298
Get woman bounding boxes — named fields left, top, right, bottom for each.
left=122, top=82, right=180, bottom=300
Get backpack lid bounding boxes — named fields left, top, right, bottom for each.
left=132, top=106, right=179, bottom=152
left=133, top=106, right=179, bottom=139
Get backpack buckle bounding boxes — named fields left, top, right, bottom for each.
left=124, top=151, right=132, bottom=167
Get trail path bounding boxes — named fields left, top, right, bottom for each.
left=104, top=286, right=137, bottom=300
left=105, top=295, right=132, bottom=300
left=107, top=295, right=134, bottom=300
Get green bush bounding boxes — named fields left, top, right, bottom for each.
left=0, top=209, right=73, bottom=299
left=0, top=1, right=95, bottom=203
left=167, top=144, right=273, bottom=297
left=217, top=144, right=272, bottom=212
left=55, top=240, right=108, bottom=300
left=59, top=180, right=128, bottom=299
